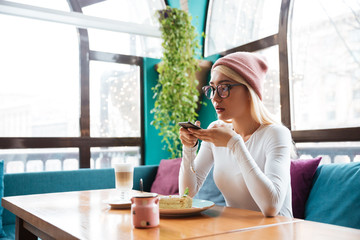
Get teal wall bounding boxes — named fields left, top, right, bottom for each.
left=168, top=0, right=208, bottom=54
left=143, top=57, right=171, bottom=165
left=143, top=0, right=220, bottom=165
left=197, top=54, right=219, bottom=129
left=167, top=0, right=181, bottom=9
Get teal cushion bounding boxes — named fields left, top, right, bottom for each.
left=133, top=165, right=158, bottom=192
left=1, top=224, right=15, bottom=240
left=305, top=162, right=360, bottom=229
left=194, top=167, right=226, bottom=206
left=0, top=160, right=6, bottom=237
left=3, top=168, right=115, bottom=225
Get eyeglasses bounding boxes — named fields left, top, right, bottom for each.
left=202, top=83, right=244, bottom=99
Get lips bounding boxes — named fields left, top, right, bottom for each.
left=215, top=106, right=225, bottom=113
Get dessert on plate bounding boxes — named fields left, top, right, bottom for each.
left=159, top=187, right=192, bottom=209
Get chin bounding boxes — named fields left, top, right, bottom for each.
left=217, top=114, right=231, bottom=122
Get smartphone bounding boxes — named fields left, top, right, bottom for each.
left=178, top=121, right=202, bottom=129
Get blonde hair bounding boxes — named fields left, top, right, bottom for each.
left=213, top=65, right=280, bottom=125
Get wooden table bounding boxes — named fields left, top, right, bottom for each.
left=2, top=189, right=299, bottom=240
left=193, top=220, right=360, bottom=240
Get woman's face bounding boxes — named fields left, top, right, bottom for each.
left=210, top=70, right=251, bottom=121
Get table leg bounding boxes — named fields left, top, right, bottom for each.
left=15, top=217, right=37, bottom=240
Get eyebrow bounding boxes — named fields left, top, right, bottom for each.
left=209, top=79, right=233, bottom=85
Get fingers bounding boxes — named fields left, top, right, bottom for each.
left=179, top=127, right=198, bottom=147
left=211, top=123, right=224, bottom=129
left=188, top=128, right=212, bottom=142
left=185, top=124, right=234, bottom=147
left=195, top=120, right=201, bottom=128
left=182, top=133, right=197, bottom=143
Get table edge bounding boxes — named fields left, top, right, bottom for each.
left=2, top=197, right=80, bottom=240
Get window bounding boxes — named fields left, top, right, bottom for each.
left=91, top=147, right=141, bottom=169
left=90, top=61, right=141, bottom=138
left=289, top=0, right=360, bottom=130
left=353, top=86, right=360, bottom=99
left=204, top=0, right=360, bottom=163
left=82, top=0, right=164, bottom=58
left=255, top=46, right=281, bottom=122
left=0, top=0, right=165, bottom=173
left=205, top=0, right=281, bottom=57
left=81, top=0, right=162, bottom=24
left=296, top=142, right=360, bottom=165
left=7, top=0, right=70, bottom=11
left=0, top=15, right=79, bottom=137
left=86, top=29, right=162, bottom=58
left=0, top=148, right=79, bottom=173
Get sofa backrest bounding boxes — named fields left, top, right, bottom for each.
left=2, top=168, right=115, bottom=225
left=305, top=162, right=360, bottom=229
left=193, top=166, right=226, bottom=206
left=1, top=165, right=159, bottom=226
left=3, top=168, right=115, bottom=197
left=133, top=165, right=158, bottom=192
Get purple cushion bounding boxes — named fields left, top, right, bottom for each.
left=291, top=157, right=322, bottom=219
left=150, top=158, right=182, bottom=195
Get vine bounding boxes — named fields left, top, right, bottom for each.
left=151, top=7, right=201, bottom=158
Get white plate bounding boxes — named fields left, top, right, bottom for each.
left=160, top=199, right=215, bottom=217
left=105, top=199, right=131, bottom=209
left=105, top=193, right=158, bottom=209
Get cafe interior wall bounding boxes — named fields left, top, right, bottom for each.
left=143, top=0, right=220, bottom=165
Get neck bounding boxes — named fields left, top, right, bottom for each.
left=232, top=116, right=261, bottom=141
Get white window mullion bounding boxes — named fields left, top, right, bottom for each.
left=0, top=0, right=161, bottom=38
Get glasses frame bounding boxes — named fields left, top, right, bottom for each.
left=202, top=83, right=244, bottom=99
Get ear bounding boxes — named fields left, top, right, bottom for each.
left=247, top=90, right=251, bottom=101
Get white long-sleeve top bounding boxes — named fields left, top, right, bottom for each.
left=179, top=121, right=293, bottom=217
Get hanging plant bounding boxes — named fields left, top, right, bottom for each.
left=151, top=6, right=201, bottom=158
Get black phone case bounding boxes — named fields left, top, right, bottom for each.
left=178, top=122, right=201, bottom=129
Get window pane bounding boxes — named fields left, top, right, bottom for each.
left=295, top=142, right=360, bottom=165
left=0, top=148, right=79, bottom=173
left=91, top=147, right=140, bottom=169
left=289, top=0, right=360, bottom=130
left=81, top=0, right=164, bottom=24
left=255, top=46, right=281, bottom=123
left=87, top=29, right=162, bottom=59
left=83, top=0, right=163, bottom=58
left=90, top=61, right=141, bottom=137
left=0, top=15, right=80, bottom=137
left=205, top=0, right=281, bottom=56
left=7, top=0, right=70, bottom=11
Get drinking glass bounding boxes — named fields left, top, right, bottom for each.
left=114, top=162, right=134, bottom=200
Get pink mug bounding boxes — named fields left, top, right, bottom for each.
left=131, top=193, right=159, bottom=228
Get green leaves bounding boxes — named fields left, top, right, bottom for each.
left=183, top=187, right=189, bottom=197
left=152, top=6, right=200, bottom=158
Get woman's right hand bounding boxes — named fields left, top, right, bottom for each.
left=179, top=121, right=200, bottom=148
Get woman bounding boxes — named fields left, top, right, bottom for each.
left=179, top=52, right=293, bottom=217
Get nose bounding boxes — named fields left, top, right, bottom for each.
left=212, top=89, right=222, bottom=103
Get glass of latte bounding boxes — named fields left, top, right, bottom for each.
left=114, top=162, right=134, bottom=200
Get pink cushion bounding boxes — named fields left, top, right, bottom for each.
left=150, top=158, right=182, bottom=195
left=291, top=157, right=322, bottom=219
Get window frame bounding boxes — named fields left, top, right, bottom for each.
left=205, top=0, right=360, bottom=143
left=0, top=0, right=145, bottom=168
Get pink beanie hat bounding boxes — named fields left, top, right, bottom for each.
left=212, top=52, right=268, bottom=100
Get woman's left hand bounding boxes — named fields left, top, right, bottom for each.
left=188, top=124, right=237, bottom=147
